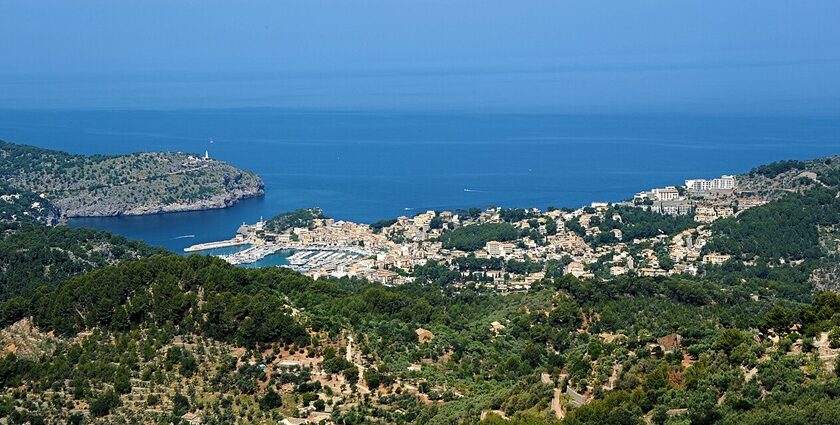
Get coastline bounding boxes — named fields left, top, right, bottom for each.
left=9, top=111, right=840, bottom=252
left=178, top=155, right=835, bottom=289
left=57, top=187, right=265, bottom=219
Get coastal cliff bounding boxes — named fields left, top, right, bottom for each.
left=0, top=141, right=264, bottom=218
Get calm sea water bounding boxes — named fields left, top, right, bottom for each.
left=0, top=109, right=838, bottom=252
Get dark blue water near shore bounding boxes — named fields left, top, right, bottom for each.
left=0, top=109, right=838, bottom=252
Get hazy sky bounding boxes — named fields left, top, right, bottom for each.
left=1, top=0, right=839, bottom=112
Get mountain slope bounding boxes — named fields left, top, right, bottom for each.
left=0, top=222, right=164, bottom=326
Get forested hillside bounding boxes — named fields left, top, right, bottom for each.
left=705, top=186, right=840, bottom=260
left=0, top=223, right=163, bottom=327
left=3, top=248, right=840, bottom=424
left=439, top=223, right=521, bottom=251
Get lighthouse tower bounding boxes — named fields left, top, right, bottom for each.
left=204, top=150, right=210, bottom=161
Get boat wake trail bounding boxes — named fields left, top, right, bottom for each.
left=173, top=234, right=196, bottom=239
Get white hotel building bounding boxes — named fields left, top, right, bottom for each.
left=684, top=175, right=736, bottom=192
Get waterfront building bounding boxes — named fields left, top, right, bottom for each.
left=590, top=202, right=609, bottom=211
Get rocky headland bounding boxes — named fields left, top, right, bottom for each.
left=0, top=140, right=264, bottom=219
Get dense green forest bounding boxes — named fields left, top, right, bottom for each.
left=0, top=223, right=163, bottom=326
left=2, top=247, right=840, bottom=424
left=32, top=255, right=310, bottom=347
left=705, top=187, right=840, bottom=260
left=597, top=206, right=697, bottom=241
left=438, top=223, right=521, bottom=251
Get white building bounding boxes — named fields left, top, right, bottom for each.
left=652, top=186, right=680, bottom=201
left=657, top=202, right=693, bottom=216
left=590, top=202, right=609, bottom=210
left=486, top=241, right=514, bottom=258
left=685, top=175, right=735, bottom=192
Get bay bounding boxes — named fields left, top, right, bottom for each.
left=0, top=108, right=838, bottom=253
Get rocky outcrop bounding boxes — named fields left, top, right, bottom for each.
left=735, top=156, right=839, bottom=201
left=53, top=173, right=264, bottom=217
left=1, top=318, right=57, bottom=358
left=811, top=264, right=840, bottom=294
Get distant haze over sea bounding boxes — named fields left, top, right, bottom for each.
left=0, top=108, right=838, bottom=252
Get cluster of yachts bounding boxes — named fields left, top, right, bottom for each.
left=217, top=243, right=370, bottom=271
left=286, top=249, right=364, bottom=272
left=220, top=244, right=284, bottom=265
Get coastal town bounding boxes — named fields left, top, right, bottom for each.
left=185, top=173, right=777, bottom=293
left=4, top=3, right=840, bottom=424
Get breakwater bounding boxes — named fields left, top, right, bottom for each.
left=183, top=238, right=248, bottom=252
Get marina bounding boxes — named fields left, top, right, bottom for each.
left=192, top=237, right=372, bottom=272
left=285, top=249, right=366, bottom=272
left=219, top=244, right=284, bottom=265
left=174, top=211, right=394, bottom=281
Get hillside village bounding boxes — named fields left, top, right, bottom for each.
left=207, top=173, right=782, bottom=293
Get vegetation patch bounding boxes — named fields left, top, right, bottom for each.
left=438, top=222, right=521, bottom=251
left=265, top=208, right=327, bottom=233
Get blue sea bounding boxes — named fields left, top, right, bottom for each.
left=0, top=109, right=838, bottom=253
